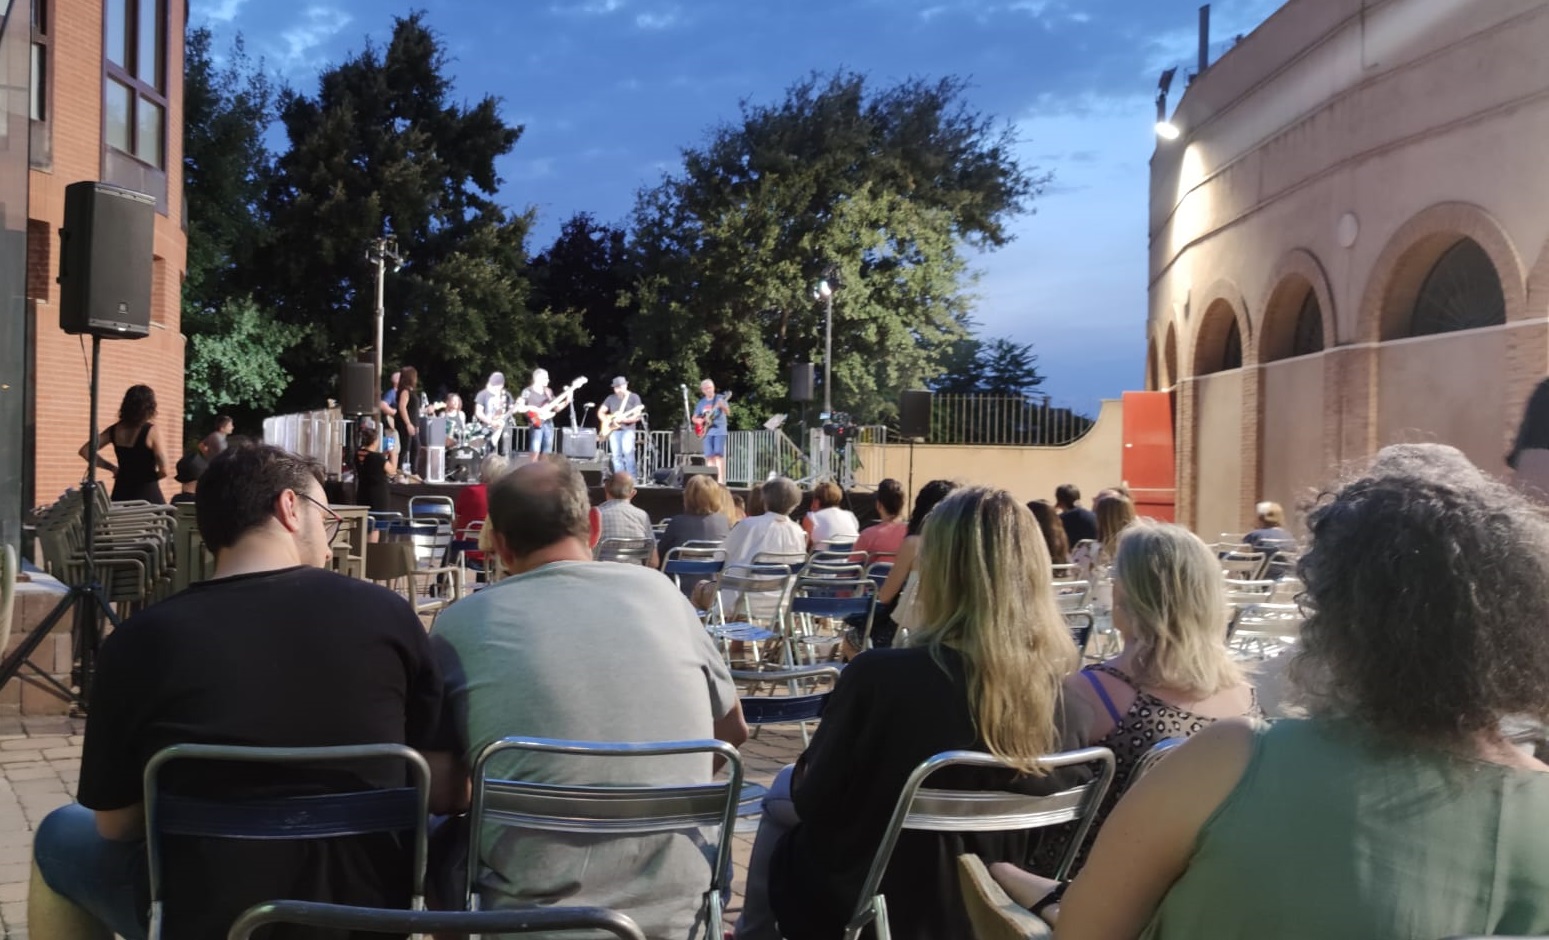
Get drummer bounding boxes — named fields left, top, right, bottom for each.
left=443, top=392, right=467, bottom=442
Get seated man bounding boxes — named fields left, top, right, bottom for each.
left=1243, top=500, right=1295, bottom=550
left=693, top=476, right=808, bottom=617
left=29, top=444, right=452, bottom=940
left=430, top=460, right=748, bottom=937
left=596, top=470, right=659, bottom=566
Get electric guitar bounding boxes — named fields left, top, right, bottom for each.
left=692, top=392, right=732, bottom=438
left=599, top=403, right=647, bottom=436
left=524, top=376, right=588, bottom=427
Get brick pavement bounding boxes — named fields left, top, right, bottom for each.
left=0, top=714, right=803, bottom=939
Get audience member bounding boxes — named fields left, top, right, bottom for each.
left=851, top=480, right=957, bottom=654
left=1242, top=500, right=1295, bottom=550
left=1071, top=492, right=1136, bottom=581
left=657, top=474, right=732, bottom=595
left=745, top=483, right=766, bottom=519
left=80, top=384, right=171, bottom=503
left=1005, top=444, right=1549, bottom=938
left=1029, top=522, right=1260, bottom=877
left=596, top=471, right=658, bottom=566
left=736, top=486, right=1090, bottom=940
left=428, top=460, right=748, bottom=936
left=170, top=453, right=206, bottom=505
left=353, top=426, right=396, bottom=517
left=29, top=444, right=450, bottom=940
left=197, top=415, right=233, bottom=459
left=701, top=477, right=808, bottom=616
left=453, top=454, right=507, bottom=566
left=853, top=478, right=908, bottom=559
left=1027, top=499, right=1070, bottom=566
left=1055, top=483, right=1098, bottom=546
left=802, top=481, right=860, bottom=548
left=1509, top=375, right=1549, bottom=501
left=730, top=493, right=747, bottom=524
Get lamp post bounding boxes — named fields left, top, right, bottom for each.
left=816, top=278, right=835, bottom=419
left=366, top=236, right=403, bottom=394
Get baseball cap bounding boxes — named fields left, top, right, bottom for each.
left=612, top=376, right=627, bottom=388
left=489, top=371, right=505, bottom=387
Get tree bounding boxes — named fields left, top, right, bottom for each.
left=528, top=214, right=639, bottom=392
left=246, top=13, right=574, bottom=409
left=186, top=297, right=304, bottom=422
left=627, top=72, right=1044, bottom=427
left=981, top=338, right=1044, bottom=397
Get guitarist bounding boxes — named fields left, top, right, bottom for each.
left=695, top=378, right=731, bottom=483
left=598, top=376, right=645, bottom=476
left=516, top=368, right=559, bottom=456
left=474, top=371, right=513, bottom=456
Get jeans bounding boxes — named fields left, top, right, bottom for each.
left=33, top=803, right=149, bottom=940
left=529, top=422, right=554, bottom=456
left=608, top=428, right=637, bottom=476
left=734, top=764, right=799, bottom=940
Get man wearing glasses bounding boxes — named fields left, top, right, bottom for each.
left=29, top=444, right=456, bottom=940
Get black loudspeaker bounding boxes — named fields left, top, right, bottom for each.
left=682, top=465, right=718, bottom=480
left=563, top=429, right=599, bottom=459
left=419, top=416, right=447, bottom=448
left=899, top=390, right=932, bottom=440
left=790, top=362, right=814, bottom=402
left=58, top=181, right=155, bottom=339
left=340, top=362, right=378, bottom=415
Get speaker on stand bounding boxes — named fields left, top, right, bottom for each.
left=898, top=389, right=932, bottom=505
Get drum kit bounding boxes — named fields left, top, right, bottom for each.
left=445, top=418, right=499, bottom=482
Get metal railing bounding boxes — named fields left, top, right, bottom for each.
left=263, top=410, right=346, bottom=478
left=927, top=394, right=1094, bottom=446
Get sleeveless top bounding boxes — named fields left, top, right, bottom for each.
left=111, top=423, right=164, bottom=504
left=1141, top=718, right=1549, bottom=939
left=1031, top=662, right=1261, bottom=877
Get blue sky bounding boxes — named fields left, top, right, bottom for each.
left=201, top=0, right=1281, bottom=414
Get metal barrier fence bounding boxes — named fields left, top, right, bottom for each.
left=927, top=394, right=1094, bottom=446
left=263, top=410, right=346, bottom=478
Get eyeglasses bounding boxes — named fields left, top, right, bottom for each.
left=298, top=491, right=344, bottom=543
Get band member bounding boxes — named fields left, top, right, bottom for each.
left=443, top=393, right=467, bottom=444
left=599, top=376, right=645, bottom=477
left=474, top=372, right=512, bottom=456
left=395, top=365, right=423, bottom=474
left=696, top=379, right=731, bottom=483
left=517, top=368, right=558, bottom=456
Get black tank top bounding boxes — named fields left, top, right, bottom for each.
left=111, top=423, right=164, bottom=503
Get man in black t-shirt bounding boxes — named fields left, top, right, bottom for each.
left=474, top=371, right=513, bottom=456
left=1055, top=482, right=1099, bottom=546
left=516, top=368, right=557, bottom=456
left=29, top=444, right=454, bottom=940
left=598, top=375, right=644, bottom=476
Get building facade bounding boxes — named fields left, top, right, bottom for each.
left=10, top=0, right=186, bottom=538
left=1149, top=0, right=1549, bottom=538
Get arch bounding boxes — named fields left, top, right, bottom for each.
left=1163, top=322, right=1179, bottom=389
left=1189, top=278, right=1252, bottom=378
left=1146, top=337, right=1160, bottom=391
left=1358, top=202, right=1526, bottom=343
left=1257, top=248, right=1336, bottom=362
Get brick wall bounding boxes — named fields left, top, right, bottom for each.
left=27, top=0, right=187, bottom=510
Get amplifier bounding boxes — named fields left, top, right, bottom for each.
left=423, top=446, right=446, bottom=484
left=419, top=416, right=448, bottom=448
left=562, top=429, right=599, bottom=459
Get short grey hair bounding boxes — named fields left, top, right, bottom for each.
left=605, top=471, right=636, bottom=500
left=1291, top=443, right=1549, bottom=743
left=478, top=454, right=509, bottom=485
left=761, top=476, right=801, bottom=516
left=488, top=460, right=591, bottom=556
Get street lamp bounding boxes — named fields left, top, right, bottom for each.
left=366, top=236, right=403, bottom=396
left=1155, top=67, right=1181, bottom=141
left=813, top=277, right=835, bottom=420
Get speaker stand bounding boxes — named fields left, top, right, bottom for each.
left=0, top=335, right=121, bottom=711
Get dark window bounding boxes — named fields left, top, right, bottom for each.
left=1291, top=288, right=1324, bottom=357
left=103, top=0, right=167, bottom=169
left=29, top=0, right=51, bottom=168
left=1411, top=238, right=1506, bottom=337
left=1222, top=317, right=1242, bottom=371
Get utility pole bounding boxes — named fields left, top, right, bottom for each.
left=817, top=278, right=835, bottom=419
left=366, top=236, right=403, bottom=394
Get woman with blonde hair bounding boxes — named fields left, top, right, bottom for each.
left=1026, top=522, right=1259, bottom=877
left=657, top=474, right=732, bottom=596
left=735, top=486, right=1090, bottom=940
left=1071, top=492, right=1136, bottom=580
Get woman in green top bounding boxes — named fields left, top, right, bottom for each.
left=997, top=442, right=1549, bottom=939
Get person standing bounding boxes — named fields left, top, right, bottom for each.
left=517, top=368, right=557, bottom=457
left=197, top=415, right=233, bottom=459
left=1055, top=483, right=1098, bottom=546
left=599, top=376, right=644, bottom=477
left=79, top=385, right=172, bottom=504
left=474, top=372, right=512, bottom=456
left=395, top=366, right=423, bottom=475
left=696, top=379, right=731, bottom=483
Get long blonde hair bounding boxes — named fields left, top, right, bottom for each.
left=1095, top=493, right=1136, bottom=554
left=1113, top=522, right=1241, bottom=695
left=913, top=486, right=1076, bottom=774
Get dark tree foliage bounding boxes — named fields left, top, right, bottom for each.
left=627, top=71, right=1044, bottom=427
left=528, top=213, right=640, bottom=398
left=246, top=13, right=575, bottom=408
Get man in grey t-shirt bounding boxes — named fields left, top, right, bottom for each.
left=430, top=460, right=747, bottom=938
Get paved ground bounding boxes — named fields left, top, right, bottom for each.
left=0, top=713, right=802, bottom=939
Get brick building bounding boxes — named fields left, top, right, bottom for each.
left=1149, top=0, right=1549, bottom=538
left=8, top=0, right=187, bottom=538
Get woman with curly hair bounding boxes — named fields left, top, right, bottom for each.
left=79, top=384, right=171, bottom=503
left=999, top=443, right=1549, bottom=939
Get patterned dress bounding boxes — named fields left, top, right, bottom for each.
left=1031, top=662, right=1262, bottom=877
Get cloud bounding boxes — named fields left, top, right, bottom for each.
left=634, top=9, right=680, bottom=29
left=510, top=157, right=557, bottom=181
left=271, top=6, right=353, bottom=70
left=202, top=0, right=249, bottom=24
left=549, top=0, right=626, bottom=14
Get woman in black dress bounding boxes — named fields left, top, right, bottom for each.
left=395, top=366, right=422, bottom=475
left=353, top=425, right=396, bottom=519
left=79, top=384, right=171, bottom=503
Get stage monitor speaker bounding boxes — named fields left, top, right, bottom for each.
left=681, top=465, right=718, bottom=480
left=340, top=362, right=378, bottom=415
left=899, top=389, right=932, bottom=440
left=58, top=182, right=155, bottom=339
left=678, top=429, right=705, bottom=455
left=790, top=362, right=814, bottom=402
left=419, top=416, right=448, bottom=448
left=563, top=428, right=599, bottom=459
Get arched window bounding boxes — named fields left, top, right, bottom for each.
left=1223, top=318, right=1242, bottom=371
left=1411, top=239, right=1506, bottom=337
left=1291, top=289, right=1324, bottom=357
left=1164, top=325, right=1178, bottom=387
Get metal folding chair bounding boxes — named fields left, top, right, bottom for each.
left=709, top=561, right=802, bottom=664
left=788, top=577, right=876, bottom=661
left=227, top=900, right=647, bottom=940
left=595, top=537, right=654, bottom=565
left=662, top=546, right=727, bottom=618
left=842, top=747, right=1116, bottom=940
left=143, top=743, right=432, bottom=940
left=465, top=737, right=743, bottom=931
left=865, top=561, right=893, bottom=591
left=1129, top=737, right=1186, bottom=783
left=1064, top=610, right=1094, bottom=659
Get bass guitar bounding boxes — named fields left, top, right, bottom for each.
left=599, top=403, right=647, bottom=437
left=692, top=392, right=732, bottom=438
left=524, top=376, right=588, bottom=427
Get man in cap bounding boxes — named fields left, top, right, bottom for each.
left=474, top=371, right=513, bottom=456
left=597, top=376, right=644, bottom=477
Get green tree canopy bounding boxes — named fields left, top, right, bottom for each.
left=626, top=71, right=1046, bottom=427
left=528, top=213, right=639, bottom=392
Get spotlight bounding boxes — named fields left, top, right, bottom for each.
left=1155, top=67, right=1181, bottom=141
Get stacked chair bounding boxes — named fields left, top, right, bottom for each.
left=34, top=488, right=176, bottom=615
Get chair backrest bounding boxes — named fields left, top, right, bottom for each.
left=865, top=561, right=893, bottom=590
left=143, top=743, right=431, bottom=940
left=662, top=546, right=726, bottom=590
left=1064, top=610, right=1094, bottom=657
left=730, top=665, right=840, bottom=725
left=1219, top=551, right=1267, bottom=580
left=789, top=577, right=875, bottom=618
left=467, top=737, right=742, bottom=925
left=1129, top=737, right=1186, bottom=783
left=226, top=900, right=648, bottom=940
left=1050, top=563, right=1080, bottom=581
left=750, top=551, right=807, bottom=569
left=845, top=747, right=1115, bottom=939
left=1054, top=580, right=1092, bottom=613
left=407, top=495, right=455, bottom=521
left=595, top=537, right=654, bottom=565
left=800, top=561, right=866, bottom=582
left=808, top=549, right=856, bottom=567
